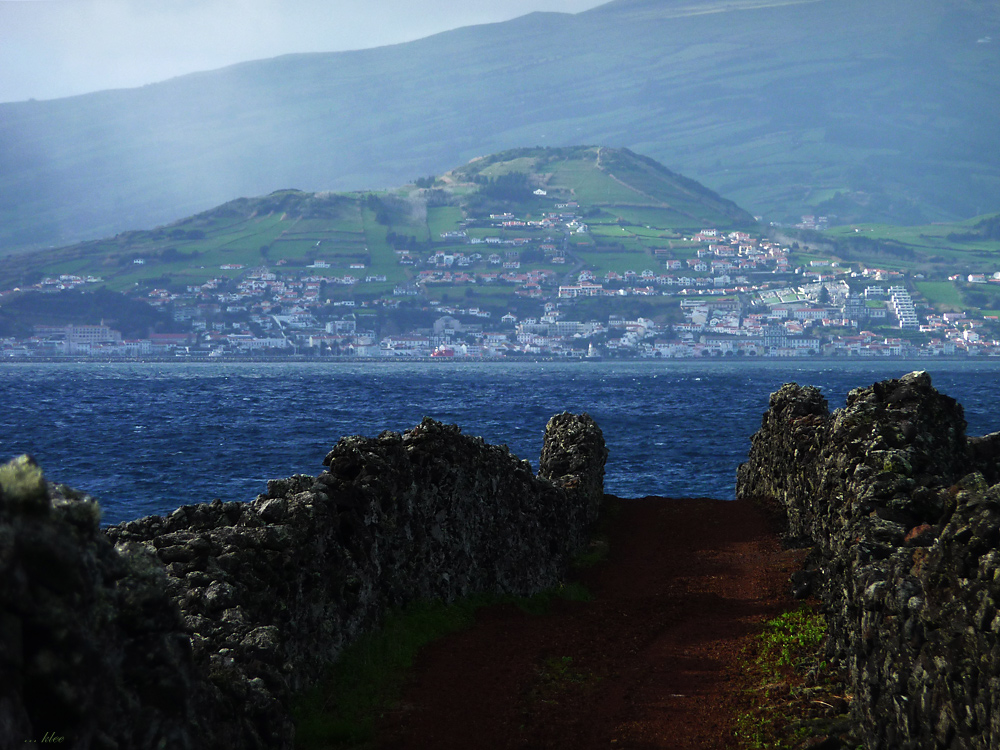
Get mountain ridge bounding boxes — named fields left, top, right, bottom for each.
left=1, top=0, right=998, bottom=252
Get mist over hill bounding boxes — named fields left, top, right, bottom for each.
left=1, top=0, right=998, bottom=252
left=0, top=145, right=755, bottom=295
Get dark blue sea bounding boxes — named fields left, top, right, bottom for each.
left=2, top=360, right=999, bottom=526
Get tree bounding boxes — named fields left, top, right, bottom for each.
left=520, top=247, right=543, bottom=264
left=478, top=172, right=533, bottom=202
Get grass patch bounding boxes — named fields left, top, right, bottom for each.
left=818, top=216, right=1000, bottom=275
left=573, top=249, right=657, bottom=275
left=291, top=492, right=624, bottom=749
left=914, top=281, right=963, bottom=311
left=758, top=607, right=825, bottom=672
left=293, top=583, right=593, bottom=749
left=477, top=157, right=539, bottom=178
left=293, top=598, right=479, bottom=749
left=734, top=605, right=855, bottom=750
left=548, top=158, right=650, bottom=205
left=426, top=205, right=465, bottom=238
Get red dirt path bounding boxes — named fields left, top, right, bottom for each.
left=374, top=496, right=803, bottom=749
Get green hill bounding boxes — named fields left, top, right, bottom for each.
left=0, top=0, right=997, bottom=253
left=0, top=146, right=754, bottom=298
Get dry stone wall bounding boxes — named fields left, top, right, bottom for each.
left=738, top=371, right=1000, bottom=750
left=1, top=413, right=607, bottom=750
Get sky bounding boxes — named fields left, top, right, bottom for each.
left=0, top=0, right=605, bottom=104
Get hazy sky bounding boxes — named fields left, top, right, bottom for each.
left=0, top=0, right=605, bottom=103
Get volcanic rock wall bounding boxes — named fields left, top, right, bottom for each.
left=1, top=413, right=607, bottom=750
left=737, top=371, right=1000, bottom=750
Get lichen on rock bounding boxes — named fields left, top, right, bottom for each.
left=0, top=457, right=202, bottom=750
left=2, top=413, right=607, bottom=750
left=0, top=454, right=48, bottom=508
left=738, top=371, right=1000, bottom=750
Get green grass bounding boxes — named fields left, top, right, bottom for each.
left=477, top=157, right=539, bottom=178
left=360, top=207, right=392, bottom=264
left=757, top=608, right=826, bottom=672
left=213, top=216, right=289, bottom=251
left=817, top=216, right=1000, bottom=274
left=0, top=147, right=755, bottom=296
left=734, top=605, right=844, bottom=750
left=824, top=218, right=976, bottom=244
left=293, top=599, right=478, bottom=749
left=452, top=285, right=523, bottom=310
left=959, top=280, right=1000, bottom=309
left=569, top=498, right=619, bottom=571
left=629, top=214, right=691, bottom=235
left=0, top=193, right=411, bottom=290
left=589, top=224, right=635, bottom=238
left=426, top=205, right=465, bottom=238
left=573, top=249, right=658, bottom=275
left=292, top=495, right=624, bottom=750
left=624, top=226, right=670, bottom=239
left=293, top=584, right=593, bottom=749
left=547, top=158, right=651, bottom=206
left=914, top=281, right=963, bottom=311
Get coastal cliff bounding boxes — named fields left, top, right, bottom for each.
left=738, top=371, right=1000, bottom=749
left=0, top=413, right=607, bottom=750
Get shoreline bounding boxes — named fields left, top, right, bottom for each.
left=3, top=354, right=1000, bottom=365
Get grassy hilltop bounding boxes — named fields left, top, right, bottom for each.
left=0, top=146, right=752, bottom=300
left=1, top=0, right=998, bottom=253
left=5, top=145, right=1000, bottom=348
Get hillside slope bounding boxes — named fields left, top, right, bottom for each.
left=0, top=146, right=753, bottom=295
left=1, top=0, right=998, bottom=251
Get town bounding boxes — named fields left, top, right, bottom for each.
left=3, top=216, right=999, bottom=359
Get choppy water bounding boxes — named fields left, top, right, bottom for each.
left=2, top=360, right=999, bottom=525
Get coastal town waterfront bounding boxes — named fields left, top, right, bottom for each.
left=5, top=224, right=1000, bottom=360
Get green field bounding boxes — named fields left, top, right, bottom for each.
left=477, top=157, right=539, bottom=178
left=818, top=215, right=1000, bottom=273
left=0, top=148, right=752, bottom=305
left=913, top=281, right=964, bottom=311
left=593, top=208, right=688, bottom=233
left=574, top=249, right=658, bottom=275
left=426, top=206, right=465, bottom=238
left=546, top=160, right=648, bottom=205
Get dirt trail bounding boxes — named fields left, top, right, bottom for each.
left=374, top=496, right=802, bottom=750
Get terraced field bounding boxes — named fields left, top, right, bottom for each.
left=0, top=147, right=753, bottom=304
